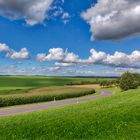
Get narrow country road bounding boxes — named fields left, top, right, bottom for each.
left=0, top=91, right=113, bottom=117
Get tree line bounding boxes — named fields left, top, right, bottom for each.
left=100, top=72, right=140, bottom=91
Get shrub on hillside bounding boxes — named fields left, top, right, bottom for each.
left=133, top=73, right=140, bottom=86
left=120, top=72, right=139, bottom=91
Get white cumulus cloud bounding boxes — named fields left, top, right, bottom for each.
left=6, top=48, right=30, bottom=59
left=37, top=47, right=140, bottom=68
left=37, top=48, right=65, bottom=61
left=105, top=50, right=140, bottom=68
left=82, top=0, right=140, bottom=40
left=0, top=0, right=53, bottom=25
left=55, top=62, right=74, bottom=67
left=37, top=48, right=79, bottom=64
left=61, top=12, right=70, bottom=24
left=48, top=66, right=60, bottom=72
left=83, top=49, right=107, bottom=64
left=0, top=43, right=10, bottom=51
left=63, top=52, right=79, bottom=63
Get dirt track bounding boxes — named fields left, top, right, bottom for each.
left=71, top=84, right=101, bottom=89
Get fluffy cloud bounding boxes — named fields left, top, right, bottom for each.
left=0, top=0, right=53, bottom=25
left=55, top=62, right=74, bottom=67
left=37, top=48, right=65, bottom=61
left=83, top=49, right=107, bottom=64
left=0, top=43, right=10, bottom=51
left=105, top=50, right=140, bottom=68
left=6, top=48, right=30, bottom=59
left=37, top=47, right=140, bottom=68
left=0, top=42, right=30, bottom=59
left=82, top=0, right=140, bottom=40
left=61, top=12, right=70, bottom=24
left=62, top=12, right=69, bottom=19
left=83, top=49, right=140, bottom=68
left=63, top=52, right=79, bottom=63
left=48, top=66, right=60, bottom=72
left=37, top=48, right=79, bottom=64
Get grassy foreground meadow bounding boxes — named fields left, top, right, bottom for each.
left=0, top=87, right=140, bottom=140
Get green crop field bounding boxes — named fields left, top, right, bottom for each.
left=0, top=87, right=140, bottom=140
left=0, top=76, right=113, bottom=106
left=0, top=76, right=115, bottom=90
left=0, top=86, right=95, bottom=107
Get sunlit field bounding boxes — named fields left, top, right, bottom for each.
left=0, top=87, right=139, bottom=140
left=0, top=76, right=114, bottom=107
left=0, top=76, right=115, bottom=90
left=0, top=0, right=139, bottom=140
left=0, top=86, right=95, bottom=107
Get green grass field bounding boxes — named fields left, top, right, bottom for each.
left=0, top=87, right=140, bottom=140
left=0, top=76, right=113, bottom=106
left=0, top=76, right=114, bottom=90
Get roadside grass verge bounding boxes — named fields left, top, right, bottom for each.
left=100, top=86, right=121, bottom=93
left=0, top=86, right=95, bottom=107
left=0, top=88, right=139, bottom=140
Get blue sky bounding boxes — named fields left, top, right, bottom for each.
left=0, top=0, right=140, bottom=76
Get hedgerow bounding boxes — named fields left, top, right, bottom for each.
left=0, top=89, right=95, bottom=107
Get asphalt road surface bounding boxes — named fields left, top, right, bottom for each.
left=0, top=90, right=113, bottom=117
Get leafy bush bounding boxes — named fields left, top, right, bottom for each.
left=120, top=72, right=139, bottom=91
left=133, top=73, right=140, bottom=86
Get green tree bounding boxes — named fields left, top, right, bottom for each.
left=133, top=73, right=140, bottom=86
left=120, top=72, right=139, bottom=91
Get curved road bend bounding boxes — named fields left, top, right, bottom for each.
left=0, top=91, right=113, bottom=117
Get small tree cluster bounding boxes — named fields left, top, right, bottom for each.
left=120, top=72, right=140, bottom=91
left=133, top=73, right=140, bottom=86
left=100, top=79, right=119, bottom=88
